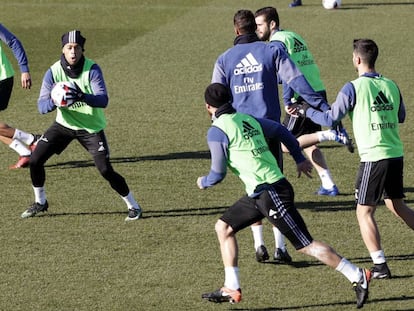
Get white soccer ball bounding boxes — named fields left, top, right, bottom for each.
left=51, top=81, right=75, bottom=107
left=322, top=0, right=341, bottom=9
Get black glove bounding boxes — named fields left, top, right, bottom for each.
left=296, top=102, right=311, bottom=117
left=66, top=82, right=85, bottom=103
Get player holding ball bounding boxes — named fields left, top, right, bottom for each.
left=21, top=30, right=142, bottom=222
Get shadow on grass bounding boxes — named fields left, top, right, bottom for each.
left=33, top=198, right=414, bottom=220
left=260, top=253, right=414, bottom=272
left=142, top=206, right=228, bottom=218
left=34, top=206, right=414, bottom=264
left=46, top=146, right=353, bottom=169
left=404, top=187, right=414, bottom=193
left=347, top=1, right=414, bottom=6
left=296, top=197, right=414, bottom=212
left=34, top=205, right=228, bottom=219
left=337, top=1, right=414, bottom=10
left=231, top=295, right=414, bottom=311
left=33, top=207, right=413, bottom=276
left=296, top=200, right=355, bottom=212
left=45, top=151, right=211, bottom=169
left=346, top=254, right=414, bottom=280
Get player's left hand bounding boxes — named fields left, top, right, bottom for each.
left=296, top=159, right=313, bottom=179
left=66, top=82, right=85, bottom=102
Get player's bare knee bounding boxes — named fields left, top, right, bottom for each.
left=299, top=241, right=330, bottom=258
left=215, top=219, right=232, bottom=237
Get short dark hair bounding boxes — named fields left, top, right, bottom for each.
left=254, top=6, right=280, bottom=27
left=353, top=39, right=378, bottom=68
left=233, top=10, right=257, bottom=34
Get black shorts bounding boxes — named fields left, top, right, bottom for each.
left=33, top=122, right=110, bottom=161
left=31, top=122, right=129, bottom=196
left=355, top=157, right=405, bottom=206
left=283, top=114, right=321, bottom=138
left=220, top=178, right=313, bottom=250
left=0, top=77, right=14, bottom=111
left=283, top=93, right=325, bottom=138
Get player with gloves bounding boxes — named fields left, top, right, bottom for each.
left=65, top=82, right=85, bottom=103
left=50, top=81, right=83, bottom=108
left=21, top=30, right=142, bottom=222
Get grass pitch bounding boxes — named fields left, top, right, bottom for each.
left=0, top=1, right=413, bottom=310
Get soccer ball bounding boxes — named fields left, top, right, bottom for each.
left=51, top=81, right=75, bottom=107
left=322, top=0, right=341, bottom=9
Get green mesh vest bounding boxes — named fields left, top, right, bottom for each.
left=271, top=30, right=325, bottom=95
left=0, top=42, right=15, bottom=80
left=51, top=58, right=106, bottom=133
left=350, top=76, right=403, bottom=161
left=213, top=113, right=284, bottom=195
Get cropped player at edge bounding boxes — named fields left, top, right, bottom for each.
left=0, top=23, right=40, bottom=169
left=299, top=38, right=414, bottom=280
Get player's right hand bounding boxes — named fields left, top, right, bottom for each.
left=285, top=104, right=300, bottom=117
left=21, top=72, right=32, bottom=89
left=296, top=159, right=312, bottom=179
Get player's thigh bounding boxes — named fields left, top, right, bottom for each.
left=283, top=114, right=320, bottom=137
left=300, top=118, right=322, bottom=135
left=384, top=157, right=405, bottom=199
left=77, top=130, right=110, bottom=158
left=355, top=161, right=387, bottom=206
left=77, top=130, right=117, bottom=176
left=255, top=179, right=313, bottom=250
left=32, top=123, right=73, bottom=163
left=220, top=196, right=263, bottom=233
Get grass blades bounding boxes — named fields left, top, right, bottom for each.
left=0, top=1, right=413, bottom=310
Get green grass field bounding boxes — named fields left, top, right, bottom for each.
left=1, top=0, right=413, bottom=310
